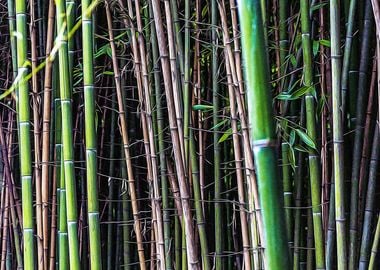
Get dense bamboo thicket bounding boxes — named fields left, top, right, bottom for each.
left=0, top=0, right=379, bottom=269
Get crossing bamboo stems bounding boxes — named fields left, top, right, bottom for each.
left=218, top=0, right=263, bottom=244
left=104, top=4, right=146, bottom=268
left=151, top=0, right=200, bottom=268
left=225, top=56, right=253, bottom=269
left=148, top=1, right=172, bottom=267
left=129, top=0, right=166, bottom=267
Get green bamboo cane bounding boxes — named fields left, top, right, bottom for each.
left=106, top=95, right=116, bottom=270
left=278, top=0, right=288, bottom=76
left=58, top=148, right=69, bottom=270
left=55, top=0, right=80, bottom=267
left=340, top=0, right=358, bottom=119
left=368, top=213, right=380, bottom=270
left=212, top=0, right=222, bottom=268
left=326, top=180, right=336, bottom=270
left=293, top=142, right=305, bottom=270
left=82, top=0, right=102, bottom=269
left=66, top=0, right=75, bottom=84
left=330, top=1, right=347, bottom=269
left=7, top=0, right=17, bottom=80
left=169, top=0, right=184, bottom=78
left=175, top=216, right=181, bottom=270
left=14, top=0, right=35, bottom=267
left=348, top=1, right=374, bottom=267
left=300, top=0, right=325, bottom=268
left=281, top=143, right=293, bottom=246
left=238, top=1, right=291, bottom=269
left=306, top=194, right=315, bottom=270
left=183, top=0, right=190, bottom=162
left=55, top=81, right=68, bottom=270
left=189, top=132, right=211, bottom=270
left=121, top=158, right=131, bottom=270
left=358, top=128, right=379, bottom=269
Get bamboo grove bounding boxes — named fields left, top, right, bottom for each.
left=0, top=0, right=379, bottom=269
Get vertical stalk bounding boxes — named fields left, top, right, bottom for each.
left=41, top=1, right=55, bottom=269
left=151, top=0, right=200, bottom=267
left=358, top=128, right=379, bottom=269
left=105, top=4, right=146, bottom=268
left=238, top=1, right=291, bottom=269
left=55, top=0, right=80, bottom=267
left=212, top=0, right=222, bottom=268
left=331, top=1, right=347, bottom=269
left=82, top=0, right=102, bottom=268
left=348, top=1, right=374, bottom=267
left=148, top=1, right=172, bottom=268
left=15, top=0, right=35, bottom=267
left=300, top=0, right=325, bottom=267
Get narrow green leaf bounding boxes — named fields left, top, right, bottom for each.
left=295, top=128, right=316, bottom=149
left=192, top=104, right=214, bottom=112
left=218, top=128, right=232, bottom=143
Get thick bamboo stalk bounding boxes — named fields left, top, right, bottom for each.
left=82, top=0, right=102, bottom=268
left=358, top=128, right=379, bottom=269
left=55, top=0, right=80, bottom=267
left=14, top=0, right=35, bottom=267
left=238, top=1, right=291, bottom=268
left=348, top=1, right=374, bottom=267
left=300, top=0, right=325, bottom=267
left=330, top=1, right=347, bottom=269
left=368, top=213, right=380, bottom=270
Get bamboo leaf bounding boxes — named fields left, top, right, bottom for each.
left=210, top=119, right=228, bottom=130
left=193, top=104, right=214, bottom=112
left=295, top=128, right=316, bottom=150
left=319, top=39, right=331, bottom=47
left=218, top=128, right=232, bottom=143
